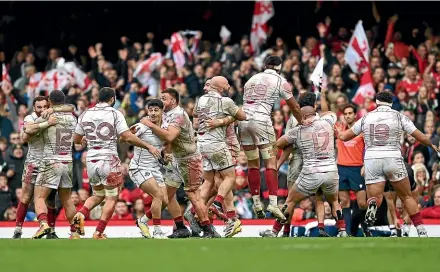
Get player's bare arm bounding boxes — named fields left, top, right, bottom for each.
left=277, top=145, right=293, bottom=171
left=140, top=117, right=180, bottom=143
left=319, top=87, right=330, bottom=113
left=73, top=133, right=87, bottom=151
left=339, top=128, right=356, bottom=141
left=119, top=130, right=162, bottom=159
left=276, top=135, right=290, bottom=150
left=285, top=97, right=302, bottom=124
left=411, top=129, right=440, bottom=152
left=40, top=104, right=75, bottom=119
left=23, top=115, right=57, bottom=136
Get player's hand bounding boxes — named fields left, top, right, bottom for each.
left=140, top=117, right=154, bottom=128
left=130, top=124, right=139, bottom=134
left=360, top=166, right=365, bottom=177
left=430, top=143, right=440, bottom=153
left=334, top=124, right=344, bottom=137
left=81, top=138, right=88, bottom=149
left=206, top=119, right=220, bottom=129
left=163, top=153, right=173, bottom=163
left=41, top=108, right=54, bottom=119
left=48, top=115, right=57, bottom=126
left=147, top=145, right=162, bottom=160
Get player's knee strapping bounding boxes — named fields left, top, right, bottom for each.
left=260, top=145, right=274, bottom=160
left=244, top=149, right=259, bottom=160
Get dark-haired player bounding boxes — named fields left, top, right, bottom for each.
left=73, top=87, right=160, bottom=239
left=141, top=88, right=216, bottom=238
left=15, top=96, right=74, bottom=239
left=339, top=91, right=437, bottom=237
left=26, top=90, right=78, bottom=239
left=238, top=55, right=302, bottom=220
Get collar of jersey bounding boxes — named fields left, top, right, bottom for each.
left=264, top=69, right=277, bottom=74
left=167, top=105, right=182, bottom=115
left=206, top=91, right=221, bottom=97
left=96, top=102, right=111, bottom=108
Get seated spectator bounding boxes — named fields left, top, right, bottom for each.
left=0, top=173, right=15, bottom=220
left=292, top=198, right=315, bottom=221
left=112, top=199, right=134, bottom=220
left=132, top=198, right=145, bottom=219
left=421, top=186, right=440, bottom=219
left=3, top=206, right=17, bottom=221
left=57, top=191, right=85, bottom=220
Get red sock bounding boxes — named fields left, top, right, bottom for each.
left=37, top=213, right=48, bottom=223
left=248, top=168, right=261, bottom=196
left=145, top=210, right=152, bottom=219
left=283, top=224, right=291, bottom=235
left=79, top=206, right=90, bottom=219
left=214, top=195, right=225, bottom=205
left=410, top=212, right=423, bottom=227
left=174, top=216, right=185, bottom=229
left=264, top=168, right=278, bottom=196
left=337, top=220, right=346, bottom=230
left=226, top=210, right=236, bottom=219
left=70, top=224, right=76, bottom=233
left=16, top=202, right=29, bottom=227
left=145, top=195, right=153, bottom=211
left=273, top=220, right=283, bottom=232
left=209, top=217, right=214, bottom=224
left=153, top=219, right=161, bottom=226
left=48, top=207, right=56, bottom=228
left=318, top=222, right=325, bottom=229
left=200, top=220, right=210, bottom=226
left=96, top=220, right=108, bottom=233
left=190, top=206, right=196, bottom=215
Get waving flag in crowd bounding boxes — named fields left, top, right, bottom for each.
left=250, top=1, right=274, bottom=54
left=133, top=53, right=164, bottom=87
left=170, top=32, right=188, bottom=69
left=62, top=62, right=92, bottom=92
left=1, top=63, right=12, bottom=87
left=345, top=20, right=375, bottom=105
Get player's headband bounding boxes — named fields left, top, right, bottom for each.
left=376, top=100, right=392, bottom=107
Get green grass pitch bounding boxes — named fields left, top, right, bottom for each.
left=1, top=238, right=438, bottom=272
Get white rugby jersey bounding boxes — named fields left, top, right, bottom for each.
left=164, top=106, right=197, bottom=158
left=41, top=112, right=77, bottom=162
left=129, top=123, right=163, bottom=170
left=352, top=105, right=417, bottom=159
left=226, top=123, right=240, bottom=158
left=195, top=91, right=240, bottom=144
left=285, top=113, right=337, bottom=173
left=75, top=103, right=129, bottom=160
left=243, top=69, right=293, bottom=122
left=22, top=113, right=45, bottom=164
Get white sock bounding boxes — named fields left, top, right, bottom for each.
left=252, top=196, right=261, bottom=207
left=15, top=226, right=22, bottom=232
left=269, top=195, right=278, bottom=207
left=140, top=214, right=149, bottom=223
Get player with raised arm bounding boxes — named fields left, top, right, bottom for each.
left=28, top=90, right=78, bottom=239
left=13, top=96, right=74, bottom=239
left=140, top=88, right=216, bottom=238
left=73, top=87, right=161, bottom=239
left=339, top=91, right=437, bottom=237
left=239, top=55, right=301, bottom=220
left=193, top=76, right=247, bottom=238
left=276, top=106, right=348, bottom=237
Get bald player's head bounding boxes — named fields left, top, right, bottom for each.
left=301, top=106, right=316, bottom=119
left=210, top=76, right=230, bottom=95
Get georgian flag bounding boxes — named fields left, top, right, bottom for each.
left=250, top=1, right=274, bottom=54
left=133, top=53, right=164, bottom=87
left=1, top=63, right=11, bottom=86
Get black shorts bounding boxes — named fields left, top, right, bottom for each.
left=384, top=177, right=417, bottom=192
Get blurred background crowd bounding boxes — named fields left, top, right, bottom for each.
left=1, top=1, right=440, bottom=223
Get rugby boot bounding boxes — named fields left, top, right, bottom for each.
left=267, top=204, right=286, bottom=222
left=184, top=208, right=202, bottom=235
left=253, top=203, right=266, bottom=219
left=46, top=230, right=59, bottom=239
left=152, top=227, right=168, bottom=239
left=12, top=230, right=22, bottom=239
left=32, top=222, right=51, bottom=239
left=136, top=218, right=151, bottom=238
left=69, top=232, right=80, bottom=240
left=318, top=228, right=331, bottom=237
left=365, top=198, right=378, bottom=226
left=92, top=231, right=108, bottom=240
left=209, top=205, right=228, bottom=222
left=167, top=227, right=191, bottom=239
left=224, top=218, right=242, bottom=238
left=416, top=225, right=428, bottom=237
left=73, top=212, right=86, bottom=236
left=259, top=229, right=278, bottom=238
left=337, top=230, right=349, bottom=237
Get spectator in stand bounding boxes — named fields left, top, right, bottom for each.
left=3, top=144, right=25, bottom=192
left=3, top=207, right=17, bottom=222
left=0, top=173, right=15, bottom=220
left=112, top=199, right=134, bottom=220
left=57, top=191, right=84, bottom=221
left=421, top=186, right=440, bottom=219
left=132, top=198, right=145, bottom=219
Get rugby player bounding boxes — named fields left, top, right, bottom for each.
left=14, top=96, right=73, bottom=239
left=73, top=87, right=161, bottom=239
left=339, top=91, right=438, bottom=237
left=141, top=88, right=216, bottom=238
left=24, top=90, right=78, bottom=239
left=239, top=55, right=302, bottom=220
left=276, top=106, right=348, bottom=237
left=193, top=76, right=246, bottom=238
left=130, top=99, right=190, bottom=239
left=260, top=90, right=334, bottom=237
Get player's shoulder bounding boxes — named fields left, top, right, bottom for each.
left=221, top=96, right=235, bottom=104
left=24, top=113, right=38, bottom=123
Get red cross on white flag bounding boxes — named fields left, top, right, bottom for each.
left=344, top=20, right=370, bottom=74
left=250, top=1, right=274, bottom=55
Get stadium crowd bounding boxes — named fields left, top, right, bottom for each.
left=1, top=8, right=440, bottom=227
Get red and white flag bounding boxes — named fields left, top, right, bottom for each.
left=344, top=20, right=370, bottom=74
left=171, top=32, right=187, bottom=68
left=250, top=1, right=274, bottom=54
left=133, top=53, right=163, bottom=87
left=352, top=68, right=376, bottom=106
left=35, top=69, right=72, bottom=93
left=1, top=63, right=11, bottom=86
left=63, top=62, right=92, bottom=92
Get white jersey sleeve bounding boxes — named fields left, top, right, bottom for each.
left=280, top=80, right=294, bottom=101
left=115, top=110, right=129, bottom=135
left=75, top=112, right=85, bottom=135
left=320, top=113, right=337, bottom=126
left=351, top=117, right=364, bottom=136
left=285, top=127, right=299, bottom=147
left=223, top=97, right=240, bottom=117
left=400, top=113, right=417, bottom=135
left=134, top=123, right=148, bottom=137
